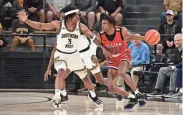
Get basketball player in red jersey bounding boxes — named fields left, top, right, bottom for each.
left=98, top=14, right=146, bottom=109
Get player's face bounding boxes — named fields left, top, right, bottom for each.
left=174, top=36, right=182, bottom=48
left=71, top=13, right=80, bottom=23
left=101, top=20, right=112, bottom=32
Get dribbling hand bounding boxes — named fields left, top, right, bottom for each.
left=44, top=69, right=51, bottom=81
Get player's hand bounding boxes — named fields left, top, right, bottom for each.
left=44, top=69, right=51, bottom=81
left=17, top=11, right=28, bottom=22
left=91, top=55, right=99, bottom=64
left=101, top=47, right=112, bottom=58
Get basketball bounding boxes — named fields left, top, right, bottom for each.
left=145, top=29, right=160, bottom=45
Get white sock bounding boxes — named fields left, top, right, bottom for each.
left=60, top=90, right=67, bottom=96
left=180, top=88, right=183, bottom=93
left=127, top=93, right=135, bottom=99
left=134, top=89, right=140, bottom=95
left=55, top=89, right=61, bottom=95
left=89, top=89, right=96, bottom=98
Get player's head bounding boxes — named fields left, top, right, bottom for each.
left=100, top=13, right=117, bottom=32
left=60, top=5, right=79, bottom=23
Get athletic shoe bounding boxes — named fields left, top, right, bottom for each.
left=60, top=94, right=69, bottom=102
left=136, top=93, right=146, bottom=107
left=88, top=93, right=103, bottom=107
left=124, top=98, right=138, bottom=109
left=53, top=94, right=62, bottom=109
left=115, top=94, right=123, bottom=101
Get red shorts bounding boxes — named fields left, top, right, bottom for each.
left=108, top=49, right=131, bottom=69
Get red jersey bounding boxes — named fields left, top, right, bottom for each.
left=100, top=26, right=131, bottom=69
left=100, top=26, right=129, bottom=57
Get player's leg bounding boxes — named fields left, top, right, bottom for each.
left=118, top=60, right=146, bottom=107
left=75, top=70, right=103, bottom=107
left=106, top=69, right=137, bottom=109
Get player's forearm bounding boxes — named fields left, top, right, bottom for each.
left=25, top=19, right=43, bottom=30
left=130, top=34, right=145, bottom=40
left=47, top=47, right=56, bottom=70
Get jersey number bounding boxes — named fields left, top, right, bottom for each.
left=68, top=39, right=72, bottom=44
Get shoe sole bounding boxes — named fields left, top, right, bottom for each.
left=87, top=95, right=103, bottom=108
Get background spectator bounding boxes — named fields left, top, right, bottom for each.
left=157, top=10, right=181, bottom=53
left=161, top=0, right=182, bottom=27
left=72, top=0, right=96, bottom=31
left=43, top=0, right=72, bottom=22
left=0, top=23, right=8, bottom=50
left=23, top=0, right=44, bottom=22
left=148, top=33, right=182, bottom=97
left=97, top=0, right=123, bottom=25
left=0, top=0, right=22, bottom=30
left=11, top=12, right=35, bottom=52
left=129, top=36, right=150, bottom=86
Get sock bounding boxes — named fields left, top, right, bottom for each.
left=60, top=90, right=67, bottom=96
left=180, top=88, right=183, bottom=93
left=134, top=89, right=140, bottom=95
left=127, top=93, right=135, bottom=99
left=89, top=89, right=96, bottom=98
left=55, top=89, right=61, bottom=95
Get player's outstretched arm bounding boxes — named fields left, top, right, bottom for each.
left=122, top=27, right=144, bottom=40
left=17, top=11, right=58, bottom=31
left=80, top=23, right=112, bottom=57
left=44, top=44, right=56, bottom=81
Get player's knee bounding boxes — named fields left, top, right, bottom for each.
left=118, top=71, right=126, bottom=77
left=57, top=69, right=66, bottom=79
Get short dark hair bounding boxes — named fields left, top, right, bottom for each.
left=60, top=4, right=78, bottom=22
left=100, top=13, right=117, bottom=25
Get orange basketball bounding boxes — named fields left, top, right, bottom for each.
left=145, top=29, right=160, bottom=45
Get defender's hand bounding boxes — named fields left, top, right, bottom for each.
left=44, top=69, right=51, bottom=81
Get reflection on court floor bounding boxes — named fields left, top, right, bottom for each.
left=0, top=92, right=182, bottom=115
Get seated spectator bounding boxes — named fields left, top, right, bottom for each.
left=0, top=0, right=22, bottom=30
left=72, top=0, right=96, bottom=31
left=148, top=33, right=182, bottom=97
left=157, top=10, right=181, bottom=53
left=11, top=12, right=35, bottom=52
left=42, top=0, right=71, bottom=22
left=170, top=62, right=182, bottom=98
left=23, top=0, right=44, bottom=22
left=97, top=0, right=123, bottom=26
left=0, top=23, right=8, bottom=50
left=129, top=35, right=150, bottom=86
left=161, top=0, right=182, bottom=27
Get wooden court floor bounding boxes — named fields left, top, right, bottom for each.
left=0, top=92, right=182, bottom=115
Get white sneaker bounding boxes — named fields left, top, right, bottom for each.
left=53, top=94, right=62, bottom=109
